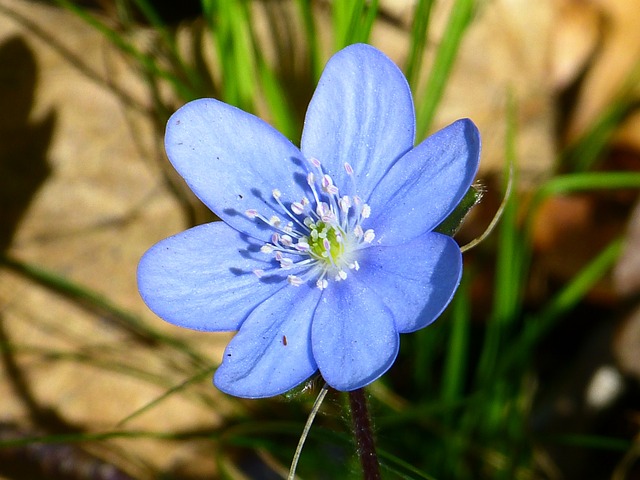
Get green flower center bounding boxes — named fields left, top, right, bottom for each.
left=307, top=221, right=345, bottom=264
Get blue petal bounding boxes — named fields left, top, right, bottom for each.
left=311, top=280, right=399, bottom=391
left=165, top=98, right=308, bottom=242
left=214, top=285, right=321, bottom=398
left=301, top=44, right=415, bottom=200
left=367, top=119, right=481, bottom=245
left=358, top=232, right=462, bottom=333
left=137, top=222, right=287, bottom=331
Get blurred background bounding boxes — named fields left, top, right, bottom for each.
left=0, top=0, right=639, bottom=478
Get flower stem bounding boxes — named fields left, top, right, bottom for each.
left=348, top=388, right=381, bottom=480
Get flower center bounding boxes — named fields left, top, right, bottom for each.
left=245, top=158, right=374, bottom=290
left=307, top=221, right=344, bottom=263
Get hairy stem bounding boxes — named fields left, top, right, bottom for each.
left=348, top=388, right=381, bottom=479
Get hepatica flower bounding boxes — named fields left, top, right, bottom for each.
left=138, top=44, right=480, bottom=398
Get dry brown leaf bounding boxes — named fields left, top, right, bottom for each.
left=564, top=0, right=640, bottom=147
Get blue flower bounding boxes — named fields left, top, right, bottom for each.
left=137, top=43, right=480, bottom=398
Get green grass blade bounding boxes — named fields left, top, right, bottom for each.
left=415, top=0, right=475, bottom=138
left=405, top=0, right=435, bottom=90
left=441, top=277, right=470, bottom=406
left=295, top=0, right=322, bottom=82
left=561, top=61, right=640, bottom=172
left=116, top=367, right=216, bottom=426
left=506, top=236, right=623, bottom=370
left=475, top=94, right=520, bottom=386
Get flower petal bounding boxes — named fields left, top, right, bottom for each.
left=165, top=98, right=308, bottom=241
left=367, top=119, right=481, bottom=245
left=358, top=232, right=462, bottom=333
left=137, top=222, right=287, bottom=332
left=214, top=285, right=321, bottom=398
left=312, top=280, right=399, bottom=391
left=301, top=43, right=415, bottom=199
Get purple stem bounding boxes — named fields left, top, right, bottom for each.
left=348, top=388, right=381, bottom=480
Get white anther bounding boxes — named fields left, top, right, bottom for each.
left=280, top=235, right=293, bottom=247
left=354, top=225, right=364, bottom=238
left=272, top=189, right=282, bottom=199
left=260, top=244, right=274, bottom=254
left=339, top=196, right=351, bottom=212
left=344, top=162, right=354, bottom=175
left=307, top=172, right=315, bottom=185
left=322, top=175, right=339, bottom=195
left=309, top=157, right=321, bottom=168
left=246, top=209, right=258, bottom=218
left=295, top=241, right=310, bottom=252
left=349, top=261, right=360, bottom=271
left=361, top=204, right=371, bottom=219
left=288, top=275, right=303, bottom=286
left=336, top=270, right=347, bottom=281
left=322, top=212, right=336, bottom=224
left=271, top=233, right=280, bottom=244
left=316, top=278, right=328, bottom=290
left=269, top=216, right=281, bottom=227
left=363, top=229, right=375, bottom=243
left=316, top=202, right=330, bottom=218
left=280, top=257, right=294, bottom=269
left=291, top=202, right=305, bottom=215
left=253, top=269, right=264, bottom=278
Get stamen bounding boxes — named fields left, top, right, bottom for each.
left=280, top=235, right=293, bottom=247
left=363, top=229, right=375, bottom=243
left=322, top=175, right=339, bottom=195
left=339, top=195, right=351, bottom=213
left=344, top=162, right=354, bottom=175
left=280, top=257, right=294, bottom=269
left=249, top=158, right=375, bottom=291
left=295, top=241, right=310, bottom=252
left=288, top=275, right=303, bottom=286
left=291, top=201, right=305, bottom=215
left=269, top=215, right=281, bottom=227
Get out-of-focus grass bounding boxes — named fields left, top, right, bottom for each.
left=1, top=1, right=639, bottom=479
